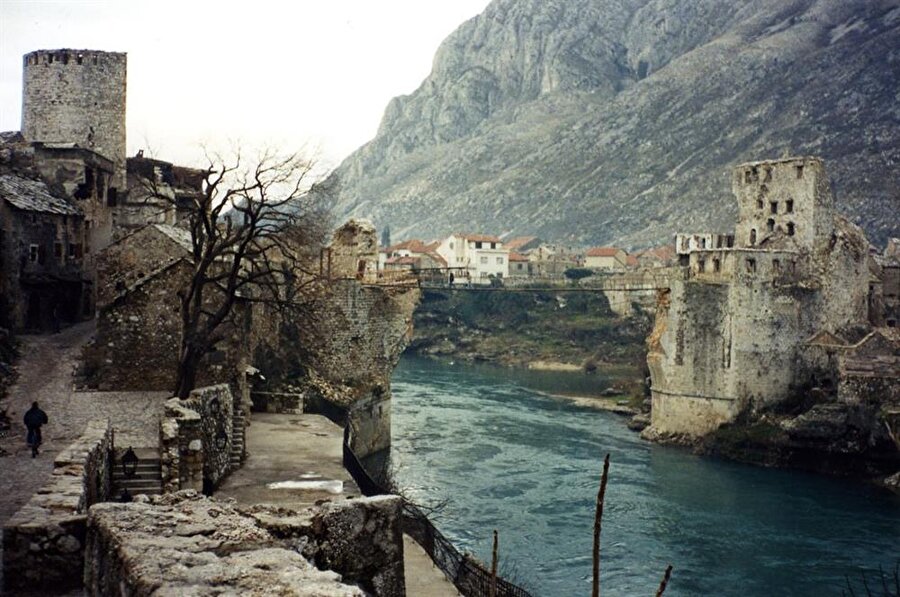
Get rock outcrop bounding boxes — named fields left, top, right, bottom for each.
left=332, top=0, right=900, bottom=248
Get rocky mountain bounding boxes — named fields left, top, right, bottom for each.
left=331, top=0, right=900, bottom=248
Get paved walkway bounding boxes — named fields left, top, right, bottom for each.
left=216, top=412, right=459, bottom=596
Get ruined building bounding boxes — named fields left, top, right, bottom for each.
left=1, top=49, right=199, bottom=331
left=647, top=157, right=898, bottom=447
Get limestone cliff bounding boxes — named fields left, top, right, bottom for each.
left=332, top=0, right=900, bottom=248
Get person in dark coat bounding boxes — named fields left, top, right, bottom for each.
left=24, top=401, right=48, bottom=457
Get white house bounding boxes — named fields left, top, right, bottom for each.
left=436, top=233, right=508, bottom=284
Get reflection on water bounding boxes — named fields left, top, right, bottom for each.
left=390, top=356, right=900, bottom=596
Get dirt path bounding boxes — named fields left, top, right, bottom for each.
left=0, top=322, right=96, bottom=526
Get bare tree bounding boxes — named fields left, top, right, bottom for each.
left=142, top=146, right=332, bottom=398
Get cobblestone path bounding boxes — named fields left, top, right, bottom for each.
left=0, top=322, right=96, bottom=526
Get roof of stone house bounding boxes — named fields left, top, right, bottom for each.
left=585, top=247, right=624, bottom=257
left=641, top=245, right=676, bottom=260
left=385, top=256, right=419, bottom=265
left=805, top=330, right=848, bottom=347
left=152, top=224, right=194, bottom=253
left=106, top=257, right=192, bottom=307
left=385, top=239, right=430, bottom=253
left=626, top=255, right=639, bottom=267
left=509, top=251, right=529, bottom=262
left=427, top=251, right=447, bottom=267
left=0, top=174, right=82, bottom=216
left=0, top=131, right=24, bottom=144
left=504, top=236, right=539, bottom=251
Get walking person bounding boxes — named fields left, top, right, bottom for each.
left=24, top=401, right=48, bottom=458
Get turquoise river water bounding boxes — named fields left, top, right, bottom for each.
left=389, top=356, right=900, bottom=596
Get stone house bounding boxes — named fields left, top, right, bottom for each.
left=585, top=246, right=627, bottom=270
left=435, top=233, right=508, bottom=284
left=120, top=152, right=206, bottom=232
left=508, top=251, right=530, bottom=277
left=504, top=236, right=543, bottom=253
left=635, top=244, right=677, bottom=269
left=527, top=243, right=580, bottom=277
left=0, top=174, right=90, bottom=330
left=647, top=157, right=885, bottom=438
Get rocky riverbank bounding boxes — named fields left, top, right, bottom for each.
left=641, top=404, right=900, bottom=494
left=409, top=288, right=652, bottom=372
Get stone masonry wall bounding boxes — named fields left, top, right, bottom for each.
left=299, top=280, right=419, bottom=458
left=159, top=385, right=233, bottom=493
left=22, top=50, right=127, bottom=187
left=84, top=491, right=405, bottom=596
left=2, top=418, right=112, bottom=593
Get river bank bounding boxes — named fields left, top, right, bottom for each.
left=409, top=288, right=652, bottom=372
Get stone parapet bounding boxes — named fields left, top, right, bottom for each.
left=2, top=418, right=112, bottom=593
left=84, top=491, right=405, bottom=596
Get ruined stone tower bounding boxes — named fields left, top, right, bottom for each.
left=21, top=49, right=127, bottom=187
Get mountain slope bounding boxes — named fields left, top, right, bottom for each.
left=332, top=0, right=900, bottom=248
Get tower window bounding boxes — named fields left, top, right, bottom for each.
left=767, top=219, right=775, bottom=233
left=746, top=258, right=756, bottom=273
left=713, top=258, right=721, bottom=273
left=786, top=199, right=794, bottom=213
left=750, top=229, right=757, bottom=246
left=757, top=198, right=763, bottom=210
left=770, top=201, right=778, bottom=214
left=787, top=222, right=795, bottom=236
left=796, top=165, right=804, bottom=179
left=698, top=258, right=705, bottom=273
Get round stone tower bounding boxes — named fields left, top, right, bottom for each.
left=21, top=49, right=127, bottom=183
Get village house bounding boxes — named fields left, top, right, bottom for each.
left=634, top=244, right=677, bottom=269
left=0, top=175, right=90, bottom=330
left=380, top=238, right=446, bottom=277
left=508, top=251, right=530, bottom=277
left=119, top=152, right=206, bottom=232
left=526, top=243, right=580, bottom=277
left=435, top=233, right=509, bottom=284
left=584, top=246, right=628, bottom=271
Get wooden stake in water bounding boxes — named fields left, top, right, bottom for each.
left=656, top=564, right=674, bottom=596
left=592, top=453, right=610, bottom=597
left=490, top=529, right=499, bottom=597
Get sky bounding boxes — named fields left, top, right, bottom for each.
left=0, top=0, right=491, bottom=170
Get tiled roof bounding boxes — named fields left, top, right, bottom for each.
left=505, top=236, right=538, bottom=251
left=386, top=239, right=429, bottom=253
left=509, top=251, right=529, bottom=262
left=0, top=174, right=81, bottom=216
left=585, top=247, right=623, bottom=257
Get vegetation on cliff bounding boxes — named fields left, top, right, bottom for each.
left=409, top=288, right=652, bottom=373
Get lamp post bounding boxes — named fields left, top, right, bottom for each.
left=121, top=446, right=139, bottom=478
left=215, top=428, right=228, bottom=452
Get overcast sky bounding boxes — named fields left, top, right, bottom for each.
left=0, top=0, right=491, bottom=170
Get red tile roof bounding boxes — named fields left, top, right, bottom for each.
left=505, top=236, right=538, bottom=251
left=508, top=251, right=529, bottom=262
left=385, top=239, right=429, bottom=253
left=585, top=247, right=623, bottom=257
left=458, top=233, right=501, bottom=243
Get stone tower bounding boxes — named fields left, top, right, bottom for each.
left=21, top=49, right=127, bottom=186
left=732, top=156, right=834, bottom=253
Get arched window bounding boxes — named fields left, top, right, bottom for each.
left=767, top=218, right=775, bottom=233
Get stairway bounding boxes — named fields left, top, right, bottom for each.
left=230, top=409, right=246, bottom=470
left=111, top=448, right=162, bottom=498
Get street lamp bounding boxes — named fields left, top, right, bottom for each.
left=215, top=428, right=228, bottom=452
left=121, top=447, right=139, bottom=478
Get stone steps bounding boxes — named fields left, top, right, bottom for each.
left=230, top=411, right=246, bottom=468
left=112, top=457, right=163, bottom=497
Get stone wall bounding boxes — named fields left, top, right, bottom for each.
left=288, top=280, right=419, bottom=458
left=647, top=158, right=874, bottom=439
left=2, top=418, right=112, bottom=593
left=84, top=491, right=405, bottom=596
left=159, top=385, right=234, bottom=493
left=22, top=50, right=127, bottom=187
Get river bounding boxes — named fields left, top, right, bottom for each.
left=389, top=356, right=900, bottom=596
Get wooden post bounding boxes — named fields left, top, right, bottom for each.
left=655, top=564, right=673, bottom=596
left=592, top=453, right=610, bottom=597
left=490, top=529, right=498, bottom=597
